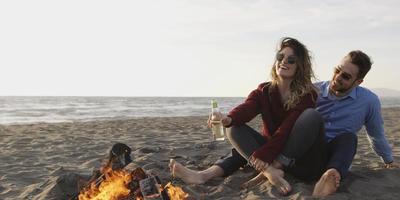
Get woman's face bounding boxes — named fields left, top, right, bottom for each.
left=275, top=47, right=297, bottom=80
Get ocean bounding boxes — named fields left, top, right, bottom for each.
left=1, top=96, right=399, bottom=125
left=0, top=96, right=245, bottom=125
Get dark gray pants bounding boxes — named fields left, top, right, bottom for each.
left=214, top=109, right=327, bottom=181
left=325, top=133, right=357, bottom=179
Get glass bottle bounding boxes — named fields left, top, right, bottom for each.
left=210, top=99, right=225, bottom=141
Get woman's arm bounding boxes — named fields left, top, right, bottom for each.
left=252, top=91, right=317, bottom=163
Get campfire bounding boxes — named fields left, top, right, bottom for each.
left=77, top=166, right=188, bottom=200
left=75, top=143, right=188, bottom=200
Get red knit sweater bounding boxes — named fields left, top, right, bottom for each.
left=228, top=82, right=317, bottom=164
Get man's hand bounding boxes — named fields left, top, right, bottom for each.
left=384, top=161, right=400, bottom=169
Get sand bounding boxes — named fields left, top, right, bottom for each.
left=1, top=107, right=400, bottom=200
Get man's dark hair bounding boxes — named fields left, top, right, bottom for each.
left=346, top=50, right=373, bottom=79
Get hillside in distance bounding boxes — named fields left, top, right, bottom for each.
left=371, top=88, right=400, bottom=97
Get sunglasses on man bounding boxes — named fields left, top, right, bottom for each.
left=276, top=53, right=296, bottom=65
left=334, top=66, right=353, bottom=81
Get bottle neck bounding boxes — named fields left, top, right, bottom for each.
left=212, top=107, right=220, bottom=113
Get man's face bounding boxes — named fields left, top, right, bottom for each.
left=330, top=57, right=362, bottom=95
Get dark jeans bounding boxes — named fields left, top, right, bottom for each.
left=214, top=124, right=265, bottom=176
left=325, top=133, right=358, bottom=179
left=215, top=109, right=328, bottom=181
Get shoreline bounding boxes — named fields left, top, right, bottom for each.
left=1, top=106, right=400, bottom=127
left=0, top=115, right=211, bottom=127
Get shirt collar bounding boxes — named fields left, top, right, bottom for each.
left=323, top=81, right=357, bottom=100
left=322, top=82, right=330, bottom=98
left=348, top=87, right=357, bottom=99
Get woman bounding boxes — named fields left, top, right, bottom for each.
left=170, top=37, right=319, bottom=195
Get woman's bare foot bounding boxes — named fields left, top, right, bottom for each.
left=312, top=168, right=341, bottom=197
left=262, top=166, right=291, bottom=195
left=169, top=159, right=206, bottom=184
left=241, top=172, right=267, bottom=189
left=272, top=160, right=283, bottom=169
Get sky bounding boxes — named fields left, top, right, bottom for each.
left=1, top=0, right=399, bottom=97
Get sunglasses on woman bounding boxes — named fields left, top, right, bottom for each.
left=334, top=66, right=352, bottom=81
left=276, top=53, right=296, bottom=64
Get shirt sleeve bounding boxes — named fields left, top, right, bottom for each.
left=252, top=91, right=317, bottom=163
left=227, top=86, right=263, bottom=126
left=365, top=95, right=393, bottom=163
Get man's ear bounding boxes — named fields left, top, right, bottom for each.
left=356, top=79, right=363, bottom=86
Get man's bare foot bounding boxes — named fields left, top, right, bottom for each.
left=241, top=172, right=267, bottom=189
left=262, top=166, right=291, bottom=195
left=312, top=168, right=341, bottom=197
left=169, top=159, right=206, bottom=184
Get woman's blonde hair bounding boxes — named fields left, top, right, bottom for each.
left=270, top=37, right=317, bottom=110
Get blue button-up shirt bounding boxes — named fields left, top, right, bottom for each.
left=315, top=81, right=393, bottom=163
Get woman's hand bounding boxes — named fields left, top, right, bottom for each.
left=249, top=155, right=268, bottom=171
left=207, top=114, right=232, bottom=128
left=221, top=115, right=232, bottom=127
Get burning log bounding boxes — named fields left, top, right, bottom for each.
left=71, top=143, right=188, bottom=200
left=77, top=164, right=187, bottom=200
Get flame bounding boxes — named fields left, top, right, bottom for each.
left=77, top=167, right=188, bottom=200
left=164, top=182, right=189, bottom=200
left=78, top=167, right=132, bottom=200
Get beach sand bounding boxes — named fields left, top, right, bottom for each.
left=1, top=108, right=400, bottom=200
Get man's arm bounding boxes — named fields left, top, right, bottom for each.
left=365, top=96, right=394, bottom=165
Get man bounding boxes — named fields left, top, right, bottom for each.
left=311, top=50, right=399, bottom=197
